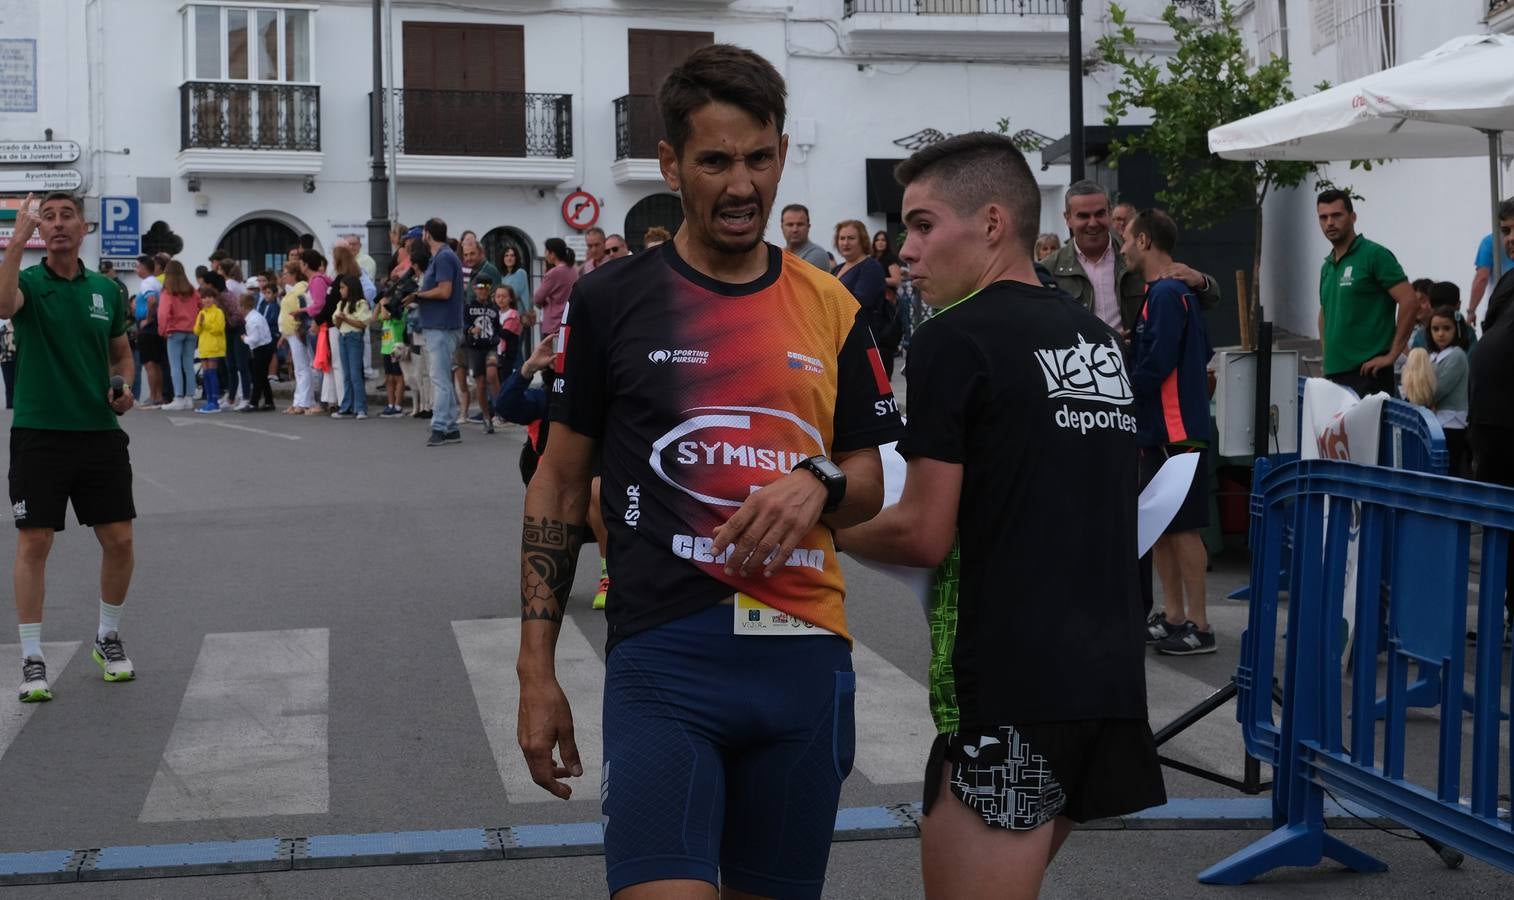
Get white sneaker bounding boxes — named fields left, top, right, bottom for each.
left=354, top=412, right=368, bottom=420
left=233, top=400, right=251, bottom=411
left=18, top=656, right=51, bottom=703
left=138, top=402, right=160, bottom=410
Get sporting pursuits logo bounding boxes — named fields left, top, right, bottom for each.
left=648, top=349, right=709, bottom=365
left=1034, top=334, right=1133, bottom=406
left=1035, top=335, right=1137, bottom=436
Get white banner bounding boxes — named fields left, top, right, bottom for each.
left=1299, top=377, right=1387, bottom=641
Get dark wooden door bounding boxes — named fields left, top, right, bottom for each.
left=625, top=30, right=712, bottom=156
left=402, top=22, right=526, bottom=156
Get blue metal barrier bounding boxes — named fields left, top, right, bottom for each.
left=1205, top=459, right=1514, bottom=884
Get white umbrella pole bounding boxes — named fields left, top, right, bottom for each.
left=1491, top=130, right=1506, bottom=280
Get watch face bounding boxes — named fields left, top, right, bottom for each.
left=811, top=457, right=844, bottom=480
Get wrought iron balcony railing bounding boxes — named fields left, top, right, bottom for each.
left=614, top=94, right=661, bottom=160
left=180, top=82, right=321, bottom=152
left=375, top=89, right=573, bottom=158
left=843, top=0, right=1066, bottom=15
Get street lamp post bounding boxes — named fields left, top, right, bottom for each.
left=367, top=0, right=392, bottom=276
left=1069, top=0, right=1085, bottom=182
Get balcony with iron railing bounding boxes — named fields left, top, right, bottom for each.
left=843, top=0, right=1065, bottom=14
left=611, top=95, right=665, bottom=183
left=176, top=81, right=323, bottom=178
left=374, top=88, right=576, bottom=185
left=841, top=0, right=1071, bottom=57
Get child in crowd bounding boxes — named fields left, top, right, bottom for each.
left=1401, top=306, right=1470, bottom=475
left=193, top=285, right=226, bottom=414
left=495, top=284, right=523, bottom=380
left=330, top=275, right=372, bottom=420
left=1428, top=281, right=1477, bottom=351
left=241, top=293, right=275, bottom=412
left=377, top=280, right=408, bottom=417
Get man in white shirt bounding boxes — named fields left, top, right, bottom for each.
left=346, top=234, right=378, bottom=281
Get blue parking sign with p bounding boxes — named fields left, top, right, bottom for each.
left=100, top=196, right=140, bottom=257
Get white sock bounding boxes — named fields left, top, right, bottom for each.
left=98, top=600, right=123, bottom=641
left=18, top=622, right=42, bottom=661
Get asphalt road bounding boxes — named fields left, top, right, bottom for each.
left=0, top=398, right=1508, bottom=897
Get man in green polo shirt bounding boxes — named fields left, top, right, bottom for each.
left=0, top=192, right=138, bottom=703
left=1316, top=189, right=1417, bottom=397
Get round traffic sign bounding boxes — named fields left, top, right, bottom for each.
left=561, top=191, right=601, bottom=231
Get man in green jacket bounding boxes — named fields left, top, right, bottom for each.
left=1046, top=181, right=1221, bottom=338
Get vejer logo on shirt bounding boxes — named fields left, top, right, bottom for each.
left=90, top=293, right=109, bottom=320
left=650, top=405, right=826, bottom=508
left=1340, top=265, right=1354, bottom=287
left=648, top=349, right=710, bottom=365
left=1034, top=334, right=1133, bottom=406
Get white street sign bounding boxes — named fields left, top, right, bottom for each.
left=0, top=140, right=81, bottom=163
left=0, top=168, right=83, bottom=192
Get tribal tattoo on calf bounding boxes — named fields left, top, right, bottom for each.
left=521, top=516, right=586, bottom=622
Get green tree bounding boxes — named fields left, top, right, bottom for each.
left=1098, top=0, right=1366, bottom=345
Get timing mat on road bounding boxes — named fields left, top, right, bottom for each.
left=0, top=798, right=1412, bottom=886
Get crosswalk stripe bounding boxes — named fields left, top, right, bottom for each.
left=849, top=641, right=937, bottom=784
left=139, top=629, right=329, bottom=823
left=453, top=618, right=605, bottom=804
left=0, top=641, right=80, bottom=763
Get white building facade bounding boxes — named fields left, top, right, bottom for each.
left=1234, top=0, right=1514, bottom=338
left=0, top=0, right=1195, bottom=285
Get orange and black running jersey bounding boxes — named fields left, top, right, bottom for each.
left=551, top=242, right=905, bottom=649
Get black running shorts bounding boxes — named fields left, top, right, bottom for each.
left=9, top=428, right=135, bottom=532
left=923, top=719, right=1166, bottom=830
left=1139, top=444, right=1210, bottom=534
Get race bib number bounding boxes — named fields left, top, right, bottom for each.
left=733, top=593, right=835, bottom=637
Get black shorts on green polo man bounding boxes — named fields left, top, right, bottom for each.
left=10, top=429, right=135, bottom=531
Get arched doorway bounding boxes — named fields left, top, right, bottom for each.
left=218, top=216, right=300, bottom=279
left=624, top=193, right=684, bottom=253
left=481, top=226, right=536, bottom=284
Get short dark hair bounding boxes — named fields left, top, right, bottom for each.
left=1428, top=281, right=1461, bottom=310
left=1129, top=209, right=1179, bottom=255
left=1500, top=196, right=1514, bottom=221
left=202, top=270, right=227, bottom=293
left=894, top=131, right=1041, bottom=252
left=425, top=218, right=448, bottom=243
left=39, top=191, right=84, bottom=214
left=1411, top=277, right=1435, bottom=295
left=659, top=44, right=786, bottom=156
left=408, top=238, right=431, bottom=273
left=781, top=204, right=810, bottom=220
left=209, top=249, right=229, bottom=263
left=544, top=237, right=568, bottom=261
left=298, top=232, right=316, bottom=250
left=1316, top=189, right=1354, bottom=213
left=136, top=254, right=154, bottom=270
left=299, top=249, right=326, bottom=271
left=584, top=227, right=605, bottom=240
left=99, top=260, right=115, bottom=273
left=1062, top=180, right=1109, bottom=213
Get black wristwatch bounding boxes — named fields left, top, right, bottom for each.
left=796, top=455, right=846, bottom=514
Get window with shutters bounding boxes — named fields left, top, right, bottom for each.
left=615, top=30, right=713, bottom=160
left=1336, top=0, right=1398, bottom=80
left=1255, top=0, right=1288, bottom=62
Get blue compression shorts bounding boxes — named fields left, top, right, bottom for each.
left=601, top=603, right=855, bottom=898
